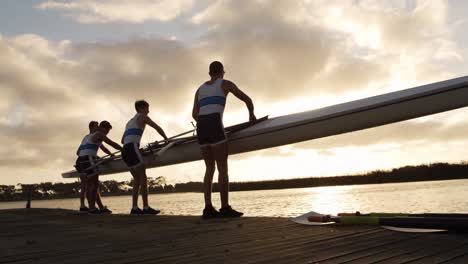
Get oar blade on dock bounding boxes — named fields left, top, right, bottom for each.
left=289, top=211, right=335, bottom=225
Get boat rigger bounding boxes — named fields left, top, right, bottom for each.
left=63, top=76, right=468, bottom=178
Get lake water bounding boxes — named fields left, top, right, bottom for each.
left=1, top=179, right=467, bottom=217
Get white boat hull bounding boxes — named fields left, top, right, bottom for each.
left=62, top=76, right=468, bottom=178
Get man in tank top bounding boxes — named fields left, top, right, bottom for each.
left=192, top=61, right=256, bottom=218
left=121, top=100, right=168, bottom=215
left=75, top=121, right=114, bottom=213
left=76, top=121, right=122, bottom=214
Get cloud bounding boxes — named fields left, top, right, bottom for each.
left=0, top=35, right=79, bottom=120
left=69, top=38, right=204, bottom=108
left=188, top=0, right=461, bottom=101
left=37, top=0, right=195, bottom=23
left=1, top=0, right=466, bottom=184
left=0, top=35, right=94, bottom=170
left=0, top=33, right=203, bottom=173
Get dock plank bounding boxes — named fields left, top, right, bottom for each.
left=439, top=253, right=468, bottom=264
left=408, top=243, right=468, bottom=264
left=1, top=209, right=468, bottom=264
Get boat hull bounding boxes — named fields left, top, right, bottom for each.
left=62, top=76, right=468, bottom=178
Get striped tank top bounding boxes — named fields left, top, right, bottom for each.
left=78, top=132, right=101, bottom=157
left=197, top=78, right=226, bottom=117
left=123, top=113, right=145, bottom=145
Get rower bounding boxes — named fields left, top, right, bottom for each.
left=192, top=61, right=256, bottom=218
left=76, top=121, right=122, bottom=214
left=121, top=100, right=168, bottom=215
left=75, top=121, right=114, bottom=212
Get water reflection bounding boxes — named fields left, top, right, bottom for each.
left=300, top=185, right=356, bottom=216
left=1, top=179, right=467, bottom=217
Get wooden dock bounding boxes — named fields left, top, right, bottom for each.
left=1, top=209, right=468, bottom=263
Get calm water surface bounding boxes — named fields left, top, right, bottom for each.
left=1, top=179, right=467, bottom=217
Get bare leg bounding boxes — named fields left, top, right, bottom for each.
left=79, top=176, right=87, bottom=208
left=201, top=145, right=216, bottom=207
left=96, top=185, right=105, bottom=209
left=130, top=165, right=145, bottom=208
left=213, top=141, right=229, bottom=208
left=131, top=174, right=141, bottom=208
left=141, top=173, right=149, bottom=208
left=87, top=176, right=99, bottom=209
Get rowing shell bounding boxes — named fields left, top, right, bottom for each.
left=63, top=76, right=468, bottom=178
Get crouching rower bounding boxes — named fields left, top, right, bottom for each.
left=75, top=121, right=114, bottom=212
left=122, top=100, right=168, bottom=215
left=75, top=121, right=122, bottom=215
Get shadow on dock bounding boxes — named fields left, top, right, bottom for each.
left=1, top=209, right=468, bottom=263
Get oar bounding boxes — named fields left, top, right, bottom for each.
left=97, top=150, right=121, bottom=161
left=145, top=129, right=196, bottom=151
left=153, top=142, right=176, bottom=157
left=307, top=213, right=468, bottom=232
left=308, top=215, right=380, bottom=225
left=377, top=217, right=468, bottom=232
left=338, top=212, right=468, bottom=218
left=164, top=129, right=196, bottom=141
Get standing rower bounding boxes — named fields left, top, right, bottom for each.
left=75, top=121, right=113, bottom=212
left=121, top=100, right=168, bottom=215
left=76, top=121, right=122, bottom=214
left=192, top=61, right=256, bottom=218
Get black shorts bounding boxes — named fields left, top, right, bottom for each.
left=75, top=155, right=98, bottom=177
left=122, top=142, right=144, bottom=168
left=196, top=113, right=226, bottom=145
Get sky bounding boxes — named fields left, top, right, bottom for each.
left=1, top=0, right=468, bottom=185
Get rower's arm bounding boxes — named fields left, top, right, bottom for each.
left=192, top=90, right=199, bottom=121
left=76, top=147, right=80, bottom=156
left=225, top=80, right=256, bottom=121
left=100, top=145, right=113, bottom=156
left=102, top=136, right=123, bottom=151
left=143, top=116, right=168, bottom=140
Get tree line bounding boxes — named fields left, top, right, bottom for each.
left=1, top=162, right=468, bottom=201
left=0, top=176, right=169, bottom=202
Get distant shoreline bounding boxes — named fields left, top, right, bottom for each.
left=1, top=162, right=467, bottom=202
left=1, top=177, right=468, bottom=204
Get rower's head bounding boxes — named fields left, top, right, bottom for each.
left=135, top=100, right=149, bottom=115
left=98, top=120, right=113, bottom=135
left=88, top=121, right=98, bottom=133
left=209, top=61, right=224, bottom=78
